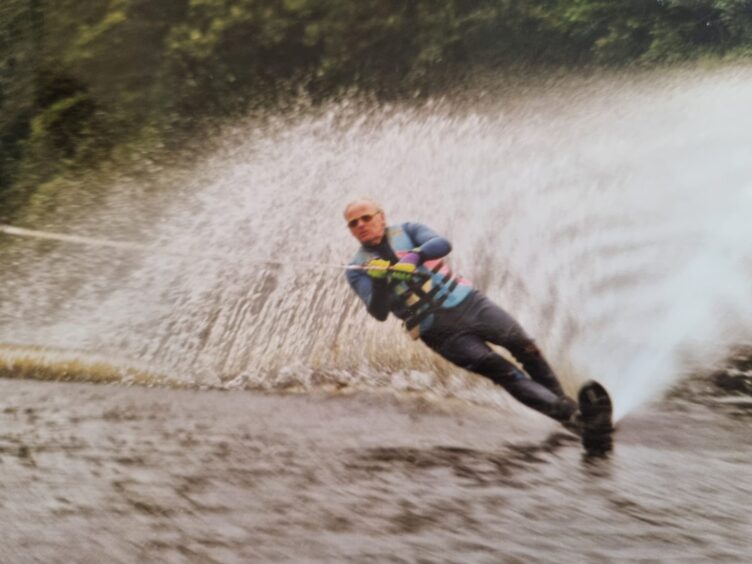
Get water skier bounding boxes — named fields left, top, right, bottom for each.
left=344, top=198, right=578, bottom=425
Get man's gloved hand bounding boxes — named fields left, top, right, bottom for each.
left=390, top=252, right=421, bottom=281
left=365, top=258, right=390, bottom=279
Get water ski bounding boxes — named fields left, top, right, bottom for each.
left=577, top=380, right=614, bottom=455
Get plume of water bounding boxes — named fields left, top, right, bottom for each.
left=1, top=65, right=751, bottom=418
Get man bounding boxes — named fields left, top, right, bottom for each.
left=344, top=198, right=578, bottom=424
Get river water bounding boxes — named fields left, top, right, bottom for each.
left=0, top=367, right=750, bottom=562
left=0, top=64, right=751, bottom=561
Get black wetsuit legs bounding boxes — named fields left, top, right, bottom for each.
left=420, top=291, right=573, bottom=420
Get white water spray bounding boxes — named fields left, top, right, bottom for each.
left=1, top=65, right=751, bottom=418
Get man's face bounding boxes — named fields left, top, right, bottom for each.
left=345, top=202, right=386, bottom=246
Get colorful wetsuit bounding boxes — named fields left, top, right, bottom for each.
left=347, top=223, right=472, bottom=336
left=346, top=222, right=575, bottom=421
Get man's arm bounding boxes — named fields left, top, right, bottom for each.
left=402, top=222, right=452, bottom=261
left=346, top=268, right=390, bottom=321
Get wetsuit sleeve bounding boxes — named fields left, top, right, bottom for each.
left=345, top=268, right=390, bottom=321
left=403, top=222, right=452, bottom=261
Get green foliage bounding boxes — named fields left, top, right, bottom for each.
left=1, top=0, right=751, bottom=221
left=162, top=0, right=320, bottom=116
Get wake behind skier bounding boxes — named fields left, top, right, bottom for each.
left=344, top=198, right=578, bottom=424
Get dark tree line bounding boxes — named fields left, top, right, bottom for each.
left=1, top=0, right=751, bottom=219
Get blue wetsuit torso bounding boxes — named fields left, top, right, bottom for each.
left=346, top=222, right=473, bottom=336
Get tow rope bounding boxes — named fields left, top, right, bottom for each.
left=0, top=224, right=399, bottom=273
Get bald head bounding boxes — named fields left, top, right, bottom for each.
left=344, top=198, right=386, bottom=246
left=343, top=198, right=382, bottom=219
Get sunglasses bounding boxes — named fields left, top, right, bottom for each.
left=347, top=211, right=381, bottom=229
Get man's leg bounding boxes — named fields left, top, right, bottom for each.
left=421, top=330, right=573, bottom=421
left=505, top=340, right=566, bottom=397
left=469, top=294, right=570, bottom=399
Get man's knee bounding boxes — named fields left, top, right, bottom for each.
left=470, top=352, right=524, bottom=388
left=510, top=339, right=543, bottom=360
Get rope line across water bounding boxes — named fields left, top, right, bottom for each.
left=0, top=224, right=380, bottom=272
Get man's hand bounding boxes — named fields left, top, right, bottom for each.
left=365, top=258, right=390, bottom=279
left=390, top=252, right=421, bottom=281
left=390, top=262, right=416, bottom=281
